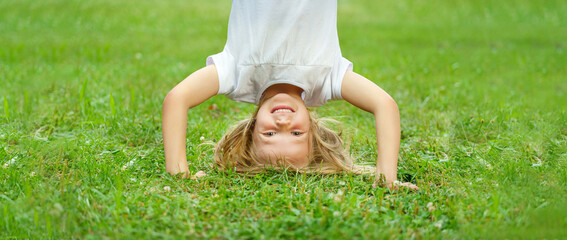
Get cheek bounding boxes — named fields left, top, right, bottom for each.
left=250, top=141, right=271, bottom=164
left=289, top=142, right=311, bottom=168
left=255, top=111, right=272, bottom=127
left=299, top=113, right=311, bottom=129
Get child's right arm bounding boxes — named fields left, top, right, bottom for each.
left=162, top=65, right=219, bottom=178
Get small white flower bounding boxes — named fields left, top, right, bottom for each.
left=333, top=211, right=340, bottom=217
left=333, top=189, right=344, bottom=202
left=532, top=157, right=543, bottom=167
left=4, top=157, right=18, bottom=168
left=427, top=202, right=436, bottom=212
left=30, top=172, right=36, bottom=177
left=439, top=152, right=449, bottom=162
left=434, top=221, right=443, bottom=229
left=200, top=136, right=205, bottom=141
left=54, top=203, right=63, bottom=211
left=339, top=181, right=346, bottom=186
left=164, top=186, right=171, bottom=192
left=51, top=203, right=64, bottom=217
left=122, top=159, right=136, bottom=170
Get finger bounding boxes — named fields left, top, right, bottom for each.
left=191, top=171, right=207, bottom=179
left=372, top=180, right=392, bottom=189
left=400, top=182, right=419, bottom=191
left=372, top=179, right=383, bottom=188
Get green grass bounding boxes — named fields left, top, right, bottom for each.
left=1, top=0, right=566, bottom=238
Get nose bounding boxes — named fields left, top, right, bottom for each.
left=275, top=118, right=291, bottom=126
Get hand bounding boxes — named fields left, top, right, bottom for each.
left=389, top=181, right=419, bottom=191
left=191, top=170, right=207, bottom=180
left=373, top=177, right=419, bottom=191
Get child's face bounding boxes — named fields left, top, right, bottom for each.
left=253, top=93, right=311, bottom=168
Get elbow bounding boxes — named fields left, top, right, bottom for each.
left=162, top=89, right=186, bottom=114
left=386, top=95, right=399, bottom=112
left=162, top=89, right=177, bottom=109
left=372, top=94, right=399, bottom=115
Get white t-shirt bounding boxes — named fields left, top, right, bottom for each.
left=206, top=0, right=352, bottom=107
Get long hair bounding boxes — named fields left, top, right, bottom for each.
left=213, top=107, right=372, bottom=174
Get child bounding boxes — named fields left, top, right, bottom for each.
left=162, top=0, right=418, bottom=190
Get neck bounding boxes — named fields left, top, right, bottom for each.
left=261, top=84, right=304, bottom=102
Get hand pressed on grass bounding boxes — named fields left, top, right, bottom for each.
left=191, top=171, right=207, bottom=180
left=373, top=174, right=419, bottom=191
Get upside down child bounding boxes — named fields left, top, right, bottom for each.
left=162, top=0, right=418, bottom=190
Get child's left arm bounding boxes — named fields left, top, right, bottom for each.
left=341, top=71, right=418, bottom=190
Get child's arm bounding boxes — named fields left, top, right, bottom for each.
left=341, top=71, right=418, bottom=190
left=162, top=65, right=219, bottom=178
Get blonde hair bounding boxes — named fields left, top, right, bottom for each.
left=213, top=107, right=372, bottom=175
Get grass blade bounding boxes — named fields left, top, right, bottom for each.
left=3, top=97, right=9, bottom=120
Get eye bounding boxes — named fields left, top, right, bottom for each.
left=264, top=132, right=275, bottom=136
left=292, top=132, right=303, bottom=136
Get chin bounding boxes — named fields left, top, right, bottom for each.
left=287, top=159, right=309, bottom=169
left=262, top=156, right=309, bottom=169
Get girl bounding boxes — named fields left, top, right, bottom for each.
left=162, top=0, right=418, bottom=190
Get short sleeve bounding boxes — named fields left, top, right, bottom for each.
left=331, top=57, right=353, bottom=101
left=207, top=50, right=236, bottom=95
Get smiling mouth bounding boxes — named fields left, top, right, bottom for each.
left=271, top=105, right=295, bottom=113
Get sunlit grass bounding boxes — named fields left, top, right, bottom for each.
left=1, top=0, right=566, bottom=238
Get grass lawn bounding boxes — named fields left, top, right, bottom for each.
left=1, top=0, right=566, bottom=238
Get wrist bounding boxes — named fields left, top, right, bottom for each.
left=375, top=171, right=397, bottom=182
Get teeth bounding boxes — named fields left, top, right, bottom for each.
left=274, top=109, right=292, bottom=113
